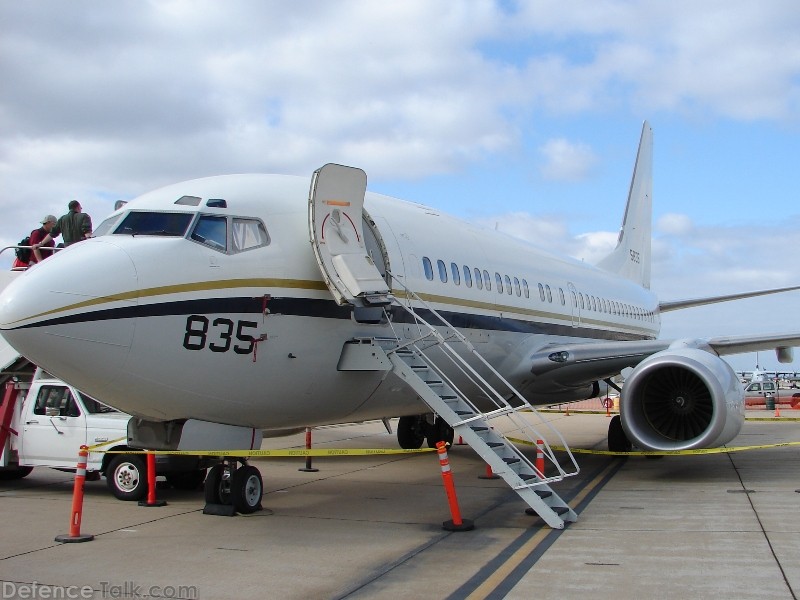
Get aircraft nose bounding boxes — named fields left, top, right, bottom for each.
left=0, top=240, right=138, bottom=385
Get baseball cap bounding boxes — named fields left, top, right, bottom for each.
left=41, top=215, right=57, bottom=224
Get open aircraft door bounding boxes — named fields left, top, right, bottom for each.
left=309, top=164, right=393, bottom=309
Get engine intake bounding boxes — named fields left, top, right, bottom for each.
left=621, top=348, right=744, bottom=451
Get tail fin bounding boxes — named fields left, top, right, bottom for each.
left=596, top=121, right=653, bottom=289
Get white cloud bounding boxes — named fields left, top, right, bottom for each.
left=537, top=139, right=598, bottom=181
left=656, top=213, right=694, bottom=235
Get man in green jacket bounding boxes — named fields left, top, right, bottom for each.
left=57, top=200, right=92, bottom=246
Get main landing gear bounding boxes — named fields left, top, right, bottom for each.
left=204, top=459, right=263, bottom=515
left=397, top=414, right=454, bottom=449
left=607, top=415, right=632, bottom=453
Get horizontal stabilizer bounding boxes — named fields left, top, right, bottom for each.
left=659, top=284, right=800, bottom=313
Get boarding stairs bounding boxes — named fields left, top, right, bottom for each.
left=309, top=162, right=578, bottom=528
left=367, top=281, right=578, bottom=529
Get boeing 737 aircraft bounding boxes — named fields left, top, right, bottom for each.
left=1, top=122, right=799, bottom=524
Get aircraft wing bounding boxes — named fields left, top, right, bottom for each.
left=659, top=284, right=800, bottom=312
left=526, top=332, right=800, bottom=387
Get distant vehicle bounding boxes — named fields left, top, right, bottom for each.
left=743, top=377, right=800, bottom=408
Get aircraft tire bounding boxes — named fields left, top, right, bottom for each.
left=106, top=454, right=147, bottom=501
left=204, top=464, right=230, bottom=505
left=231, top=465, right=263, bottom=514
left=0, top=466, right=33, bottom=480
left=607, top=415, right=632, bottom=453
left=426, top=417, right=454, bottom=449
left=397, top=415, right=425, bottom=449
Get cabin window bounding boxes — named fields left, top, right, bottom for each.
left=514, top=277, right=521, bottom=297
left=483, top=270, right=491, bottom=291
left=504, top=275, right=512, bottom=295
left=463, top=266, right=473, bottom=288
left=423, top=257, right=434, bottom=280
left=522, top=279, right=530, bottom=299
left=559, top=288, right=565, bottom=305
left=232, top=218, right=269, bottom=253
left=451, top=262, right=461, bottom=285
left=571, top=291, right=577, bottom=307
left=437, top=260, right=448, bottom=283
left=545, top=284, right=552, bottom=303
left=473, top=267, right=483, bottom=290
left=114, top=211, right=193, bottom=237
left=495, top=273, right=503, bottom=294
left=591, top=296, right=597, bottom=311
left=191, top=215, right=227, bottom=251
left=579, top=293, right=585, bottom=310
left=538, top=283, right=545, bottom=302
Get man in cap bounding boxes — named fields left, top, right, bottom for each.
left=29, top=215, right=60, bottom=264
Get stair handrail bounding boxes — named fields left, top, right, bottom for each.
left=385, top=274, right=579, bottom=478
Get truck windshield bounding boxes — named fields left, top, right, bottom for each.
left=80, top=393, right=119, bottom=414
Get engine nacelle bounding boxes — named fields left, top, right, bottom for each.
left=621, top=348, right=745, bottom=451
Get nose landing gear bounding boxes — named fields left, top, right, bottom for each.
left=203, top=459, right=263, bottom=516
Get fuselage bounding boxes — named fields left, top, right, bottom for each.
left=0, top=174, right=660, bottom=429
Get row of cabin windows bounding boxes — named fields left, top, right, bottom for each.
left=422, top=257, right=549, bottom=302
left=421, top=256, right=656, bottom=323
left=572, top=290, right=656, bottom=323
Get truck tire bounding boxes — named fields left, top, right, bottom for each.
left=0, top=466, right=33, bottom=480
left=106, top=454, right=147, bottom=501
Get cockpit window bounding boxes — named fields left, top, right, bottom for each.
left=232, top=218, right=269, bottom=253
left=114, top=212, right=193, bottom=237
left=191, top=215, right=227, bottom=251
left=93, top=215, right=121, bottom=237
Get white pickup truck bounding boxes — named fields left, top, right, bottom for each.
left=0, top=367, right=213, bottom=500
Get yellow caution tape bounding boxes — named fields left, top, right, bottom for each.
left=86, top=436, right=128, bottom=451
left=89, top=447, right=435, bottom=457
left=505, top=436, right=800, bottom=456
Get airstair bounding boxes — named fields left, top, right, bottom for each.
left=381, top=282, right=579, bottom=528
left=310, top=163, right=579, bottom=528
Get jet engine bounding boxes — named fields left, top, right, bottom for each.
left=620, top=348, right=745, bottom=451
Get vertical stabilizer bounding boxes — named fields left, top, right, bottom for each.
left=596, top=121, right=653, bottom=289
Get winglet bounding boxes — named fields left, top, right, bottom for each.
left=596, top=121, right=653, bottom=289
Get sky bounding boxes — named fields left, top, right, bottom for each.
left=1, top=0, right=799, bottom=373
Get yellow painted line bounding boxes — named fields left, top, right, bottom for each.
left=465, top=459, right=620, bottom=600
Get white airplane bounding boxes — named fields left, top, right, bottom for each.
left=2, top=122, right=800, bottom=523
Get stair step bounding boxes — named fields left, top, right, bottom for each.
left=525, top=505, right=569, bottom=518
left=455, top=410, right=474, bottom=416
left=503, top=457, right=520, bottom=465
left=487, top=442, right=503, bottom=448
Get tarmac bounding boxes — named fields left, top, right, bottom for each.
left=0, top=409, right=798, bottom=600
